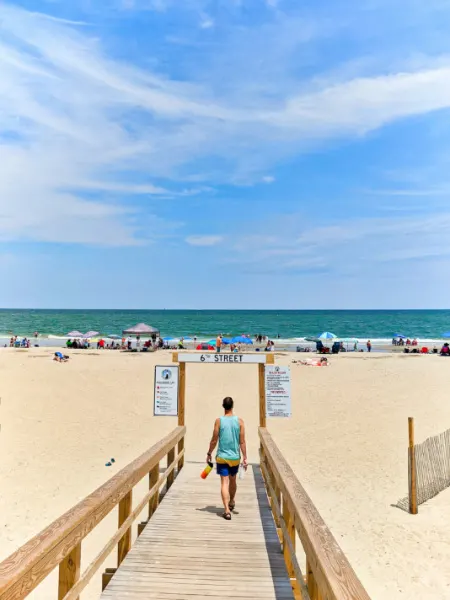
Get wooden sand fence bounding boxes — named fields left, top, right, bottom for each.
left=396, top=417, right=450, bottom=514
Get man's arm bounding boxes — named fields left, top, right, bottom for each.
left=206, top=418, right=220, bottom=462
left=239, top=418, right=248, bottom=468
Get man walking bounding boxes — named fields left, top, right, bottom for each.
left=216, top=334, right=222, bottom=353
left=207, top=397, right=247, bottom=520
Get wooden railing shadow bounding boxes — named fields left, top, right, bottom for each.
left=251, top=464, right=301, bottom=600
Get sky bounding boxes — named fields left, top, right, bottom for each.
left=1, top=0, right=450, bottom=309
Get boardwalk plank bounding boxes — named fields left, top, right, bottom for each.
left=100, top=464, right=294, bottom=600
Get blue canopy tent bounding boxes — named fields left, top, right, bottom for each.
left=231, top=336, right=253, bottom=344
left=207, top=338, right=231, bottom=345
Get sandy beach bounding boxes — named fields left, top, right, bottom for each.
left=1, top=347, right=450, bottom=599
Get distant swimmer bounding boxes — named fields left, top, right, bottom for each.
left=206, top=397, right=247, bottom=520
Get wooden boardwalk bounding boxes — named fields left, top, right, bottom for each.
left=101, top=462, right=295, bottom=600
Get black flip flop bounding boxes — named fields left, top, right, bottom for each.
left=223, top=512, right=232, bottom=520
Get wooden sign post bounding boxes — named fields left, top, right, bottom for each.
left=172, top=352, right=274, bottom=428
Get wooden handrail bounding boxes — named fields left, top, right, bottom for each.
left=0, top=426, right=186, bottom=600
left=259, top=427, right=370, bottom=600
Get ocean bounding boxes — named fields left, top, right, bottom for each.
left=1, top=309, right=450, bottom=344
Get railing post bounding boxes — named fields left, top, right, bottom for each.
left=282, top=498, right=295, bottom=579
left=167, top=447, right=176, bottom=490
left=306, top=559, right=323, bottom=599
left=58, top=542, right=81, bottom=600
left=148, top=463, right=160, bottom=519
left=177, top=436, right=185, bottom=472
left=117, top=491, right=132, bottom=566
left=408, top=417, right=418, bottom=514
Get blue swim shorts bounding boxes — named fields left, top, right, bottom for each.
left=216, top=462, right=239, bottom=477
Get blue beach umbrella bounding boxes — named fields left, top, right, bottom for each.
left=231, top=336, right=253, bottom=344
left=221, top=338, right=232, bottom=344
left=317, top=332, right=337, bottom=340
left=163, top=336, right=174, bottom=342
left=442, top=332, right=450, bottom=338
left=394, top=333, right=406, bottom=338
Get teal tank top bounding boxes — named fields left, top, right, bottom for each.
left=217, top=416, right=241, bottom=462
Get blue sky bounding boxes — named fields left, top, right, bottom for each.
left=2, top=0, right=450, bottom=309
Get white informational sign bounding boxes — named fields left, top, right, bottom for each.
left=177, top=353, right=267, bottom=364
left=154, top=366, right=179, bottom=416
left=265, top=365, right=292, bottom=418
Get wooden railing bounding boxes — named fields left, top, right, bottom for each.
left=259, top=427, right=371, bottom=600
left=0, top=426, right=186, bottom=600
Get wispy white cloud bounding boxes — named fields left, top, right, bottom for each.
left=262, top=175, right=275, bottom=183
left=199, top=13, right=214, bottom=28
left=226, top=212, right=450, bottom=273
left=3, top=1, right=450, bottom=249
left=185, top=235, right=224, bottom=246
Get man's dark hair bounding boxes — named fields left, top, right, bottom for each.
left=222, top=396, right=234, bottom=411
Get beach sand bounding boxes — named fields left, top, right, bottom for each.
left=1, top=348, right=450, bottom=598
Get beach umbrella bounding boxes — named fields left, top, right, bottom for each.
left=122, top=323, right=160, bottom=336
left=83, top=330, right=100, bottom=338
left=341, top=337, right=358, bottom=350
left=222, top=338, right=232, bottom=344
left=163, top=336, right=174, bottom=342
left=394, top=333, right=406, bottom=338
left=67, top=330, right=83, bottom=337
left=442, top=332, right=450, bottom=338
left=231, top=336, right=253, bottom=344
left=317, top=332, right=337, bottom=340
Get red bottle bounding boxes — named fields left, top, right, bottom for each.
left=201, top=461, right=214, bottom=479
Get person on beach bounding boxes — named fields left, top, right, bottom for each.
left=53, top=352, right=69, bottom=362
left=216, top=334, right=222, bottom=353
left=367, top=340, right=372, bottom=352
left=206, top=397, right=247, bottom=521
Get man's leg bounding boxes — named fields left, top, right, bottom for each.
left=220, top=475, right=230, bottom=512
left=229, top=474, right=237, bottom=508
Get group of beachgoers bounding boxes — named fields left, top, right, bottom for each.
left=66, top=336, right=159, bottom=351
left=9, top=336, right=32, bottom=348
left=392, top=337, right=419, bottom=346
